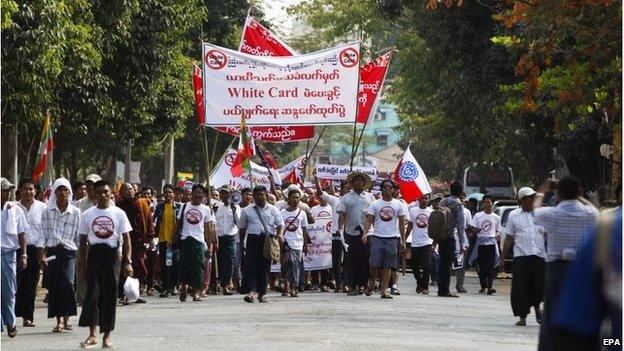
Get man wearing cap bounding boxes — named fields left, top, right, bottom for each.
left=15, top=178, right=47, bottom=328
left=214, top=185, right=241, bottom=295
left=38, top=178, right=82, bottom=332
left=1, top=178, right=29, bottom=338
left=500, top=187, right=546, bottom=327
left=337, top=172, right=376, bottom=296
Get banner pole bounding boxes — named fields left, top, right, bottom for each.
left=349, top=40, right=362, bottom=172
left=302, top=140, right=311, bottom=183
left=302, top=126, right=326, bottom=181
left=349, top=123, right=358, bottom=171
left=210, top=126, right=220, bottom=169
left=351, top=122, right=367, bottom=162
left=202, top=126, right=212, bottom=205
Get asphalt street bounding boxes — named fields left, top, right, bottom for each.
left=1, top=273, right=539, bottom=351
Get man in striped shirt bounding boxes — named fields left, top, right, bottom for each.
left=534, top=175, right=599, bottom=351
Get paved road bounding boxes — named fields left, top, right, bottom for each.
left=1, top=273, right=539, bottom=351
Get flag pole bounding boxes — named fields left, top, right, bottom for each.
left=201, top=126, right=212, bottom=205
left=351, top=123, right=367, bottom=163
left=349, top=41, right=362, bottom=172
left=302, top=140, right=311, bottom=183
left=301, top=126, right=326, bottom=182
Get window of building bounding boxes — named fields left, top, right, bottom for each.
left=374, top=112, right=387, bottom=121
left=377, top=134, right=388, bottom=147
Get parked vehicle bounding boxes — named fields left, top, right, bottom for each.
left=463, top=167, right=516, bottom=199
left=495, top=205, right=519, bottom=272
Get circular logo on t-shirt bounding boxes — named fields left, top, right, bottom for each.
left=379, top=206, right=396, bottom=222
left=186, top=209, right=203, bottom=225
left=416, top=213, right=429, bottom=228
left=481, top=220, right=492, bottom=233
left=92, top=216, right=115, bottom=239
left=326, top=221, right=332, bottom=232
left=285, top=216, right=301, bottom=232
left=316, top=210, right=331, bottom=218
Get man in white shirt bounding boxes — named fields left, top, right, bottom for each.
left=1, top=178, right=29, bottom=338
left=280, top=186, right=309, bottom=297
left=454, top=193, right=475, bottom=294
left=175, top=184, right=215, bottom=302
left=77, top=180, right=133, bottom=349
left=15, top=178, right=46, bottom=328
left=406, top=195, right=433, bottom=294
left=238, top=185, right=284, bottom=303
left=470, top=194, right=502, bottom=295
left=214, top=185, right=241, bottom=295
left=500, top=187, right=546, bottom=327
left=337, top=172, right=375, bottom=296
left=362, top=180, right=407, bottom=299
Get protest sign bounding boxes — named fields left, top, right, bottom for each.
left=271, top=215, right=333, bottom=273
left=314, top=164, right=378, bottom=181
left=202, top=42, right=360, bottom=126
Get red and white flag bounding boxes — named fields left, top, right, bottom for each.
left=357, top=51, right=393, bottom=124
left=239, top=16, right=297, bottom=56
left=192, top=64, right=205, bottom=126
left=393, top=145, right=431, bottom=203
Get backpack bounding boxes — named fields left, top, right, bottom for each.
left=428, top=205, right=454, bottom=241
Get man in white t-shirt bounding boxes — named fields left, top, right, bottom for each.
left=77, top=180, right=133, bottom=349
left=406, top=194, right=433, bottom=294
left=454, top=193, right=475, bottom=294
left=175, top=184, right=215, bottom=302
left=470, top=194, right=502, bottom=295
left=362, top=180, right=406, bottom=299
left=280, top=186, right=309, bottom=297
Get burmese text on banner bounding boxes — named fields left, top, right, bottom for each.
left=315, top=164, right=378, bottom=180
left=271, top=216, right=333, bottom=273
left=202, top=42, right=360, bottom=126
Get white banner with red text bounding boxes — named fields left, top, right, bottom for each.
left=314, top=163, right=378, bottom=181
left=202, top=42, right=360, bottom=126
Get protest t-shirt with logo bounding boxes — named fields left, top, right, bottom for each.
left=311, top=204, right=332, bottom=220
left=79, top=206, right=132, bottom=248
left=367, top=199, right=406, bottom=238
left=408, top=207, right=433, bottom=247
left=177, top=203, right=214, bottom=243
left=472, top=211, right=501, bottom=243
left=281, top=208, right=308, bottom=251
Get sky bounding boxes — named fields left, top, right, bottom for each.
left=260, top=0, right=303, bottom=36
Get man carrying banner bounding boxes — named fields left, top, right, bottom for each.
left=337, top=172, right=375, bottom=296
left=362, top=179, right=407, bottom=299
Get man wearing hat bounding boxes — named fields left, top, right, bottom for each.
left=337, top=172, right=375, bottom=296
left=214, top=185, right=241, bottom=295
left=500, top=187, right=546, bottom=326
left=0, top=178, right=29, bottom=338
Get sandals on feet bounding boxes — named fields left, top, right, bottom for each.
left=515, top=319, right=527, bottom=326
left=79, top=338, right=98, bottom=348
left=258, top=295, right=268, bottom=303
left=52, top=326, right=63, bottom=333
left=380, top=294, right=393, bottom=299
left=7, top=326, right=17, bottom=338
left=23, top=320, right=35, bottom=327
left=243, top=295, right=255, bottom=303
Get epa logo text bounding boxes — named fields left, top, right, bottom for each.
left=602, top=338, right=621, bottom=346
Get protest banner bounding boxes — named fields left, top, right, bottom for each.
left=271, top=215, right=333, bottom=273
left=210, top=149, right=308, bottom=189
left=202, top=42, right=360, bottom=126
left=357, top=51, right=393, bottom=124
left=314, top=163, right=378, bottom=181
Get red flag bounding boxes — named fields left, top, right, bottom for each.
left=192, top=64, right=205, bottom=126
left=357, top=51, right=393, bottom=124
left=283, top=168, right=301, bottom=185
left=257, top=144, right=278, bottom=169
left=239, top=17, right=297, bottom=56
left=393, top=145, right=432, bottom=203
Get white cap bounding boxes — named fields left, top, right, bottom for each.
left=85, top=174, right=102, bottom=183
left=518, top=187, right=536, bottom=200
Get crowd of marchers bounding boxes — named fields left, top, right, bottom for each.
left=0, top=172, right=620, bottom=350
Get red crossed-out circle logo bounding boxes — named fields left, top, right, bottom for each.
left=316, top=210, right=331, bottom=218
left=205, top=49, right=227, bottom=70
left=225, top=152, right=237, bottom=167
left=481, top=220, right=492, bottom=233
left=416, top=213, right=429, bottom=228
left=186, top=209, right=203, bottom=225
left=92, top=216, right=115, bottom=239
left=379, top=206, right=396, bottom=222
left=339, top=48, right=359, bottom=68
left=285, top=216, right=301, bottom=232
left=326, top=221, right=332, bottom=232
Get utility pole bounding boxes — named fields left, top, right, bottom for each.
left=165, top=135, right=175, bottom=184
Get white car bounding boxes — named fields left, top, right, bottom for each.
left=494, top=205, right=519, bottom=271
